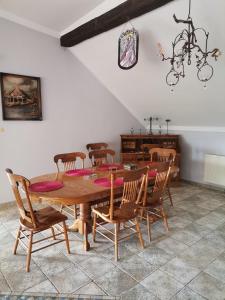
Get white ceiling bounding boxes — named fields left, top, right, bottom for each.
left=0, top=0, right=104, bottom=34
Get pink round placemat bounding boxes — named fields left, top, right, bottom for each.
left=148, top=170, right=157, bottom=178
left=65, top=169, right=93, bottom=176
left=97, top=163, right=123, bottom=171
left=94, top=177, right=124, bottom=187
left=29, top=181, right=64, bottom=192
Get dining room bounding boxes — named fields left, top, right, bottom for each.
left=0, top=0, right=225, bottom=299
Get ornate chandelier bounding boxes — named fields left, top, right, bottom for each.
left=158, top=0, right=221, bottom=89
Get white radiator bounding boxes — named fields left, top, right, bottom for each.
left=204, top=154, right=225, bottom=187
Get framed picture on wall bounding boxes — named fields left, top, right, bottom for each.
left=0, top=72, right=42, bottom=120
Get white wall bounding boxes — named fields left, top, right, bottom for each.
left=66, top=0, right=225, bottom=187
left=0, top=18, right=143, bottom=203
left=175, top=130, right=225, bottom=185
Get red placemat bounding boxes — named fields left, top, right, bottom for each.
left=94, top=177, right=124, bottom=187
left=65, top=169, right=93, bottom=176
left=97, top=163, right=123, bottom=171
left=148, top=170, right=157, bottom=178
left=29, top=181, right=64, bottom=192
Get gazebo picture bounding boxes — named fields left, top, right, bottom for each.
left=0, top=73, right=42, bottom=120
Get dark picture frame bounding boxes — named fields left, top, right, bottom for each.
left=0, top=72, right=42, bottom=120
left=118, top=28, right=139, bottom=70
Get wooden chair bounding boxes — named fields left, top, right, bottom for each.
left=149, top=148, right=176, bottom=206
left=54, top=152, right=86, bottom=219
left=86, top=143, right=108, bottom=152
left=139, top=162, right=171, bottom=242
left=89, top=149, right=115, bottom=167
left=5, top=168, right=70, bottom=272
left=140, top=144, right=161, bottom=161
left=92, top=167, right=148, bottom=261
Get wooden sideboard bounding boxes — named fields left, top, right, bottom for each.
left=120, top=134, right=181, bottom=174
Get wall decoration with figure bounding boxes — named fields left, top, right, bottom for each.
left=118, top=27, right=139, bottom=70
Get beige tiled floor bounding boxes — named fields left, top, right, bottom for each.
left=0, top=182, right=225, bottom=299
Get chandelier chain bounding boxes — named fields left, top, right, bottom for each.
left=188, top=0, right=191, bottom=18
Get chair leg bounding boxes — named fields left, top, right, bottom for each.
left=26, top=231, right=33, bottom=272
left=160, top=206, right=169, bottom=232
left=62, top=221, right=70, bottom=254
left=167, top=186, right=173, bottom=207
left=135, top=217, right=144, bottom=249
left=13, top=225, right=22, bottom=255
left=114, top=223, right=119, bottom=262
left=74, top=205, right=77, bottom=219
left=51, top=227, right=56, bottom=240
left=60, top=204, right=64, bottom=213
left=147, top=214, right=152, bottom=243
left=92, top=213, right=97, bottom=242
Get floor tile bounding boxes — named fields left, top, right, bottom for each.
left=188, top=272, right=225, bottom=300
left=178, top=240, right=221, bottom=269
left=160, top=257, right=201, bottom=284
left=48, top=265, right=91, bottom=294
left=3, top=265, right=46, bottom=292
left=204, top=252, right=225, bottom=283
left=171, top=286, right=207, bottom=300
left=168, top=216, right=192, bottom=229
left=74, top=281, right=106, bottom=296
left=183, top=223, right=212, bottom=238
left=196, top=212, right=225, bottom=230
left=95, top=268, right=137, bottom=296
left=24, top=279, right=58, bottom=293
left=170, top=228, right=202, bottom=246
left=154, top=237, right=189, bottom=256
left=141, top=269, right=184, bottom=300
left=138, top=245, right=173, bottom=267
left=120, top=284, right=159, bottom=300
left=78, top=256, right=116, bottom=279
left=0, top=272, right=11, bottom=293
left=117, top=254, right=158, bottom=281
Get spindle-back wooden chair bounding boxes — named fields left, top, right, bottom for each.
left=149, top=148, right=176, bottom=206
left=5, top=168, right=70, bottom=272
left=86, top=142, right=108, bottom=152
left=139, top=162, right=171, bottom=242
left=54, top=152, right=86, bottom=219
left=89, top=149, right=115, bottom=167
left=92, top=167, right=148, bottom=261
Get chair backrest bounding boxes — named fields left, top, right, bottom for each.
left=140, top=144, right=160, bottom=152
left=89, top=149, right=115, bottom=167
left=86, top=143, right=108, bottom=152
left=143, top=162, right=171, bottom=206
left=5, top=168, right=37, bottom=228
left=149, top=148, right=176, bottom=163
left=108, top=167, right=148, bottom=220
left=54, top=152, right=86, bottom=172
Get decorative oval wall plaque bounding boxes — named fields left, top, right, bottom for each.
left=118, top=28, right=139, bottom=70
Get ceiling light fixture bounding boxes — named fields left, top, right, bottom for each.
left=158, top=0, right=221, bottom=90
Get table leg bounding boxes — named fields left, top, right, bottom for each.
left=80, top=203, right=92, bottom=251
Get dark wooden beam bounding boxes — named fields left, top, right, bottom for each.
left=60, top=0, right=175, bottom=47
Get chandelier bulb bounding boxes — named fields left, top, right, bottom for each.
left=203, top=83, right=207, bottom=89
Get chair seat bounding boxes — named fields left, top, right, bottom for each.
left=93, top=202, right=138, bottom=223
left=20, top=206, right=67, bottom=230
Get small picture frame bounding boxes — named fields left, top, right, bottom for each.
left=0, top=72, right=42, bottom=120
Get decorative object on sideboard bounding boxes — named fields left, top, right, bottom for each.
left=158, top=0, right=221, bottom=90
left=144, top=116, right=159, bottom=135
left=130, top=127, right=134, bottom=134
left=165, top=119, right=171, bottom=135
left=0, top=73, right=42, bottom=121
left=118, top=22, right=139, bottom=70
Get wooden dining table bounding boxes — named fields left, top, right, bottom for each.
left=30, top=163, right=179, bottom=251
